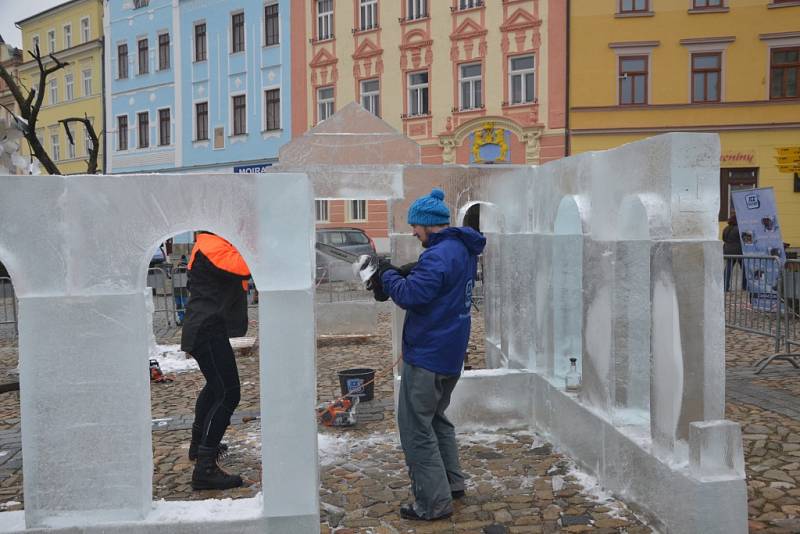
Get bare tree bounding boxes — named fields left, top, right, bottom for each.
left=0, top=45, right=102, bottom=175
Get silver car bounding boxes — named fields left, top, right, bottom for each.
left=316, top=228, right=376, bottom=282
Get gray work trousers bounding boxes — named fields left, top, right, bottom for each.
left=398, top=362, right=465, bottom=519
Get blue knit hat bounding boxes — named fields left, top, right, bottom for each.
left=408, top=188, right=450, bottom=226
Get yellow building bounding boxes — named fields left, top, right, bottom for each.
left=17, top=0, right=104, bottom=174
left=569, top=0, right=800, bottom=245
left=293, top=0, right=568, bottom=165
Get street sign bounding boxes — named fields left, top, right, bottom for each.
left=234, top=162, right=274, bottom=173
left=776, top=147, right=800, bottom=158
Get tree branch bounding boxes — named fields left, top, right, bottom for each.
left=59, top=114, right=100, bottom=174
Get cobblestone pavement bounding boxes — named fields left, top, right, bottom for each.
left=2, top=308, right=800, bottom=531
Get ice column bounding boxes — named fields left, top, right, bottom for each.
left=255, top=176, right=321, bottom=532
left=552, top=196, right=584, bottom=382
left=650, top=240, right=724, bottom=456
left=19, top=292, right=152, bottom=527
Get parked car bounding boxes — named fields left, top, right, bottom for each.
left=316, top=227, right=376, bottom=282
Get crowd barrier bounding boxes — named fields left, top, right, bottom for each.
left=724, top=255, right=800, bottom=373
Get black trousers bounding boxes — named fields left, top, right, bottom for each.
left=191, top=323, right=241, bottom=448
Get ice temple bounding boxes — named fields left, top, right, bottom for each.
left=0, top=107, right=745, bottom=533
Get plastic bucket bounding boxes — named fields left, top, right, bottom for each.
left=338, top=368, right=375, bottom=401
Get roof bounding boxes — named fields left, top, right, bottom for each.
left=15, top=0, right=88, bottom=27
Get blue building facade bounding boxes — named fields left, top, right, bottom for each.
left=105, top=0, right=291, bottom=173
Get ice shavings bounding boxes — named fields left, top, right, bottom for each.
left=145, top=495, right=262, bottom=523
left=565, top=464, right=627, bottom=520
left=150, top=337, right=255, bottom=373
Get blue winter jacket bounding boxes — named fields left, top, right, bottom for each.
left=382, top=227, right=486, bottom=375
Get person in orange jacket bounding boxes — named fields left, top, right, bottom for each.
left=180, top=232, right=250, bottom=490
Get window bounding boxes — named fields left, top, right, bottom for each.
left=65, top=74, right=74, bottom=101
left=693, top=0, right=723, bottom=7
left=133, top=0, right=150, bottom=8
left=692, top=53, right=721, bottom=103
left=32, top=35, right=39, bottom=51
left=195, top=102, right=208, bottom=140
left=509, top=55, right=535, bottom=104
left=317, top=0, right=333, bottom=40
left=619, top=0, right=649, bottom=12
left=138, top=39, right=148, bottom=75
left=232, top=94, right=247, bottom=135
left=49, top=79, right=58, bottom=105
left=719, top=168, right=757, bottom=221
left=81, top=17, right=90, bottom=42
left=460, top=63, right=482, bottom=110
left=48, top=30, right=55, bottom=53
left=770, top=47, right=799, bottom=100
left=194, top=23, right=206, bottom=61
left=64, top=24, right=72, bottom=49
left=361, top=79, right=380, bottom=116
left=51, top=134, right=60, bottom=161
left=232, top=12, right=245, bottom=53
left=408, top=71, right=429, bottom=116
left=407, top=0, right=427, bottom=19
left=265, top=4, right=279, bottom=46
left=315, top=200, right=329, bottom=222
left=66, top=125, right=76, bottom=159
left=158, top=34, right=170, bottom=70
left=118, top=44, right=128, bottom=79
left=118, top=115, right=128, bottom=151
left=82, top=69, right=92, bottom=96
left=360, top=0, right=377, bottom=31
left=619, top=56, right=648, bottom=105
left=317, top=86, right=334, bottom=122
left=459, top=0, right=483, bottom=9
left=159, top=109, right=170, bottom=145
left=349, top=200, right=367, bottom=222
left=138, top=112, right=149, bottom=148
left=265, top=89, right=280, bottom=131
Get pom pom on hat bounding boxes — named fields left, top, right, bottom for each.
left=408, top=188, right=450, bottom=226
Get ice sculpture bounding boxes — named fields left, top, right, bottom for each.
left=0, top=173, right=320, bottom=533
left=394, top=133, right=745, bottom=534
left=0, top=128, right=745, bottom=534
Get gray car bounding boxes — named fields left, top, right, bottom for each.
left=316, top=228, right=376, bottom=282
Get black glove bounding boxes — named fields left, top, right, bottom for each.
left=398, top=262, right=418, bottom=277
left=377, top=258, right=399, bottom=278
left=367, top=271, right=390, bottom=302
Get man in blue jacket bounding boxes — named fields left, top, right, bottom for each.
left=379, top=188, right=486, bottom=521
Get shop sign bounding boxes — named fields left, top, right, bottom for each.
left=720, top=150, right=756, bottom=167
left=775, top=146, right=800, bottom=174
left=234, top=163, right=273, bottom=173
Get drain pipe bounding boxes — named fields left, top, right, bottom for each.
left=565, top=0, right=571, bottom=157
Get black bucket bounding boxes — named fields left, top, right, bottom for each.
left=338, top=368, right=375, bottom=402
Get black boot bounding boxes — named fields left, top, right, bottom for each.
left=191, top=445, right=243, bottom=490
left=188, top=424, right=228, bottom=461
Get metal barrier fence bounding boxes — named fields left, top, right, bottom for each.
left=724, top=255, right=800, bottom=373
left=0, top=277, right=18, bottom=336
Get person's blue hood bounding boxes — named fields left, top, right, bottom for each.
left=428, top=226, right=486, bottom=256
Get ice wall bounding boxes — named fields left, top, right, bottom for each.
left=0, top=173, right=319, bottom=533
left=392, top=133, right=745, bottom=534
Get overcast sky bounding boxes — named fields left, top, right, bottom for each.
left=1, top=0, right=67, bottom=49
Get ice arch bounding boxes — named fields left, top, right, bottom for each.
left=0, top=173, right=318, bottom=532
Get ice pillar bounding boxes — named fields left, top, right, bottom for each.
left=256, top=176, right=320, bottom=532
left=650, top=240, right=724, bottom=456
left=19, top=293, right=152, bottom=528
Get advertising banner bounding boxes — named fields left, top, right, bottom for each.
left=731, top=187, right=785, bottom=311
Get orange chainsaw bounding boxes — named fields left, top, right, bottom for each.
left=316, top=396, right=359, bottom=427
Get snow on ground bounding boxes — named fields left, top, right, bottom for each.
left=150, top=337, right=255, bottom=374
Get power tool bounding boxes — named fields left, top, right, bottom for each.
left=316, top=396, right=359, bottom=427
